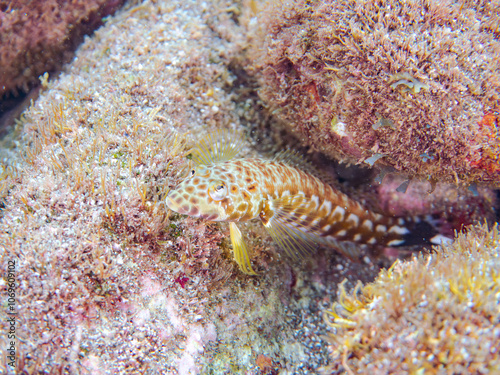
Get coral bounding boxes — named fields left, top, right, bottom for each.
left=250, top=0, right=500, bottom=186
left=0, top=0, right=126, bottom=98
left=324, top=223, right=500, bottom=374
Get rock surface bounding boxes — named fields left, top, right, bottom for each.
left=251, top=0, right=500, bottom=186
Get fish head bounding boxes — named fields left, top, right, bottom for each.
left=166, top=162, right=259, bottom=222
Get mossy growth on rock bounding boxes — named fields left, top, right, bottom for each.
left=251, top=0, right=500, bottom=186
left=0, top=0, right=126, bottom=98
left=324, top=223, right=500, bottom=374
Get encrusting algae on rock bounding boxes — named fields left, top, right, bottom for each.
left=166, top=131, right=452, bottom=274
left=1, top=1, right=347, bottom=372
left=249, top=0, right=500, bottom=186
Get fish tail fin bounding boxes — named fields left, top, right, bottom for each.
left=392, top=214, right=453, bottom=247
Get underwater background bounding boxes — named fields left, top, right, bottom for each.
left=0, top=0, right=499, bottom=373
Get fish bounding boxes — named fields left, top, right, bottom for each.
left=166, top=131, right=448, bottom=274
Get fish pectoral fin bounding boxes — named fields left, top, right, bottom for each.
left=192, top=129, right=242, bottom=166
left=263, top=217, right=318, bottom=260
left=229, top=222, right=257, bottom=275
left=264, top=195, right=320, bottom=227
left=261, top=196, right=319, bottom=259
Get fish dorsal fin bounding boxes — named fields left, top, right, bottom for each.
left=192, top=129, right=243, bottom=166
left=272, top=149, right=318, bottom=174
left=229, top=222, right=257, bottom=275
left=260, top=195, right=320, bottom=259
left=272, top=149, right=336, bottom=185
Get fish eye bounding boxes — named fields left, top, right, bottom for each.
left=209, top=181, right=227, bottom=201
left=190, top=169, right=196, bottom=177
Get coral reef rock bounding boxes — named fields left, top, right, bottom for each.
left=0, top=0, right=127, bottom=98
left=324, top=223, right=500, bottom=374
left=0, top=0, right=377, bottom=373
left=0, top=0, right=497, bottom=373
left=251, top=0, right=500, bottom=186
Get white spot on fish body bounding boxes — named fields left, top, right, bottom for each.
left=430, top=234, right=453, bottom=245
left=376, top=224, right=387, bottom=233
left=336, top=229, right=347, bottom=237
left=346, top=213, right=359, bottom=226
left=362, top=220, right=373, bottom=231
left=353, top=233, right=362, bottom=241
left=388, top=225, right=410, bottom=235
left=332, top=206, right=345, bottom=220
left=322, top=200, right=332, bottom=214
left=310, top=217, right=321, bottom=227
left=311, top=195, right=319, bottom=207
left=367, top=237, right=377, bottom=244
left=388, top=239, right=405, bottom=246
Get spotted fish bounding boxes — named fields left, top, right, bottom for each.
left=166, top=131, right=446, bottom=274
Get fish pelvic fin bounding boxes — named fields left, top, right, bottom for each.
left=192, top=129, right=243, bottom=166
left=229, top=222, right=257, bottom=275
